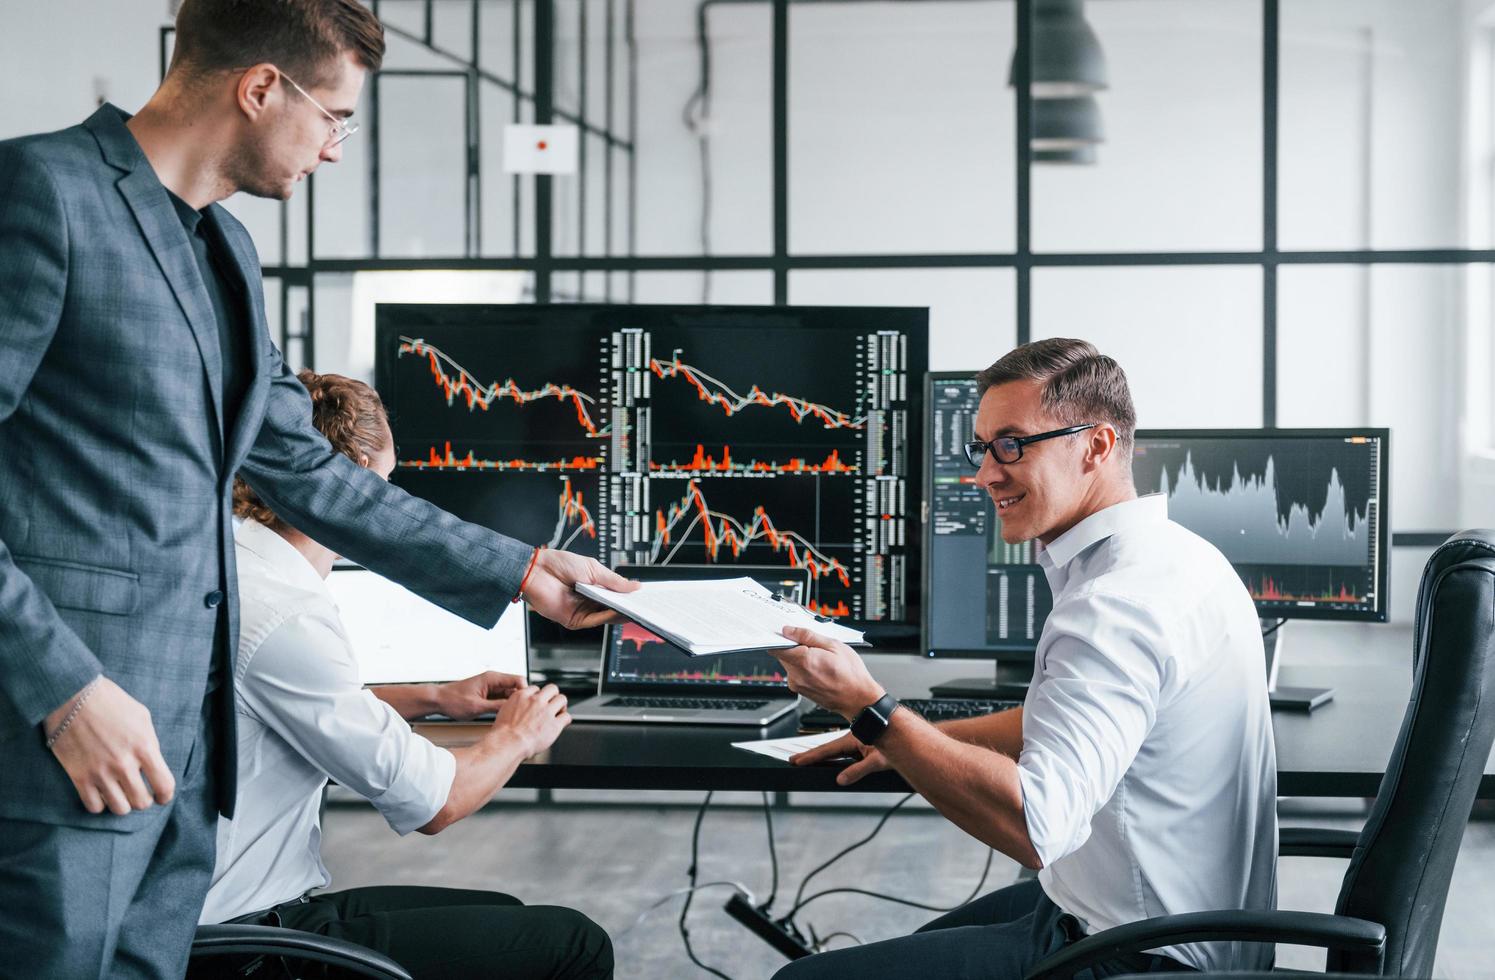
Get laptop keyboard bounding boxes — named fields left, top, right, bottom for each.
left=604, top=696, right=771, bottom=711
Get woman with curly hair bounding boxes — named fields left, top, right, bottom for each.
left=201, top=370, right=613, bottom=979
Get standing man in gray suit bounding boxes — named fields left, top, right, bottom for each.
left=0, top=2, right=633, bottom=977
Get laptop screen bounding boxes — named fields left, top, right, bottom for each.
left=327, top=566, right=528, bottom=685
left=603, top=564, right=811, bottom=695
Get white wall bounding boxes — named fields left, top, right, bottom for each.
left=1, top=0, right=1481, bottom=621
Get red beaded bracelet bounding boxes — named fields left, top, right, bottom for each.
left=512, top=545, right=545, bottom=603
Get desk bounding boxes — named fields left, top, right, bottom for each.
left=421, top=622, right=1495, bottom=799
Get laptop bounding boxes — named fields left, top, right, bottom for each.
left=568, top=564, right=810, bottom=726
left=326, top=565, right=529, bottom=686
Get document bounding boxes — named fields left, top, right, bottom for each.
left=574, top=577, right=868, bottom=656
left=731, top=728, right=851, bottom=762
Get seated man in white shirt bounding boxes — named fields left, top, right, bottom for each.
left=199, top=370, right=612, bottom=980
left=769, top=339, right=1277, bottom=978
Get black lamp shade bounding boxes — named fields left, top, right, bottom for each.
left=1009, top=0, right=1109, bottom=98
left=1032, top=96, right=1104, bottom=151
left=1034, top=145, right=1099, bottom=165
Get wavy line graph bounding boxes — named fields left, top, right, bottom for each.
left=401, top=441, right=602, bottom=472
left=649, top=445, right=857, bottom=475
left=650, top=351, right=864, bottom=430
left=549, top=477, right=597, bottom=550
left=398, top=336, right=605, bottom=436
left=651, top=480, right=852, bottom=587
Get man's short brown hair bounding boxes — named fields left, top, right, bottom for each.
left=171, top=0, right=385, bottom=87
left=976, top=338, right=1137, bottom=458
left=233, top=370, right=391, bottom=531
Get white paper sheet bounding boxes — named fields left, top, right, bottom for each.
left=731, top=728, right=852, bottom=762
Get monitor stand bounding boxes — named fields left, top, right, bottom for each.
left=1263, top=619, right=1333, bottom=712
left=929, top=662, right=1033, bottom=701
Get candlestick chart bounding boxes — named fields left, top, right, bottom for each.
left=376, top=304, right=927, bottom=641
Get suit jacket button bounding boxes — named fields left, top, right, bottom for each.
left=205, top=590, right=225, bottom=608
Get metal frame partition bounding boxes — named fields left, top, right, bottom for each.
left=159, top=0, right=1474, bottom=545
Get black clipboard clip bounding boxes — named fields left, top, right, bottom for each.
left=771, top=591, right=834, bottom=623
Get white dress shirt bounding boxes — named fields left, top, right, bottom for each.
left=199, top=520, right=457, bottom=924
left=1018, top=494, right=1277, bottom=972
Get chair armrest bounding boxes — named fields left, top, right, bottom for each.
left=1023, top=910, right=1385, bottom=980
left=192, top=924, right=414, bottom=980
left=1280, top=827, right=1360, bottom=858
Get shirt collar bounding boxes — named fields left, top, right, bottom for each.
left=235, top=519, right=331, bottom=599
left=1037, top=493, right=1169, bottom=572
left=164, top=188, right=205, bottom=235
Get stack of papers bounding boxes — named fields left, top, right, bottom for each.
left=575, top=577, right=868, bottom=657
left=731, top=729, right=851, bottom=762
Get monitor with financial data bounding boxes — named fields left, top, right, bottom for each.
left=374, top=304, right=928, bottom=650
left=326, top=566, right=529, bottom=686
left=921, top=371, right=1390, bottom=706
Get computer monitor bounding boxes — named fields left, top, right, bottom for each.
left=374, top=304, right=928, bottom=649
left=922, top=372, right=1053, bottom=664
left=921, top=371, right=1390, bottom=708
left=601, top=564, right=809, bottom=693
left=1131, top=429, right=1390, bottom=624
left=326, top=565, right=529, bottom=686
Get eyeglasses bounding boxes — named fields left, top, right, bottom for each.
left=963, top=423, right=1099, bottom=468
left=280, top=70, right=359, bottom=147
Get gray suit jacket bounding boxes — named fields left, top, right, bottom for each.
left=0, top=105, right=533, bottom=830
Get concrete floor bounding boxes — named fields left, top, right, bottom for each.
left=318, top=791, right=1495, bottom=978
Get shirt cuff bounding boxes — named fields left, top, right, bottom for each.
left=367, top=740, right=457, bottom=836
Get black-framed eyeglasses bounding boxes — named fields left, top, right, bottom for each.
left=963, top=423, right=1099, bottom=468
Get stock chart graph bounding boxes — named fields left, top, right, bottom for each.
left=375, top=305, right=927, bottom=642
left=1132, top=431, right=1388, bottom=618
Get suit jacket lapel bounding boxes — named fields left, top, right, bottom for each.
left=87, top=106, right=225, bottom=447
left=203, top=206, right=271, bottom=471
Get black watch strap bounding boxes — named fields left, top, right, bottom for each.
left=851, top=693, right=900, bottom=746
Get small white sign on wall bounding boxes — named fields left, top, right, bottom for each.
left=503, top=123, right=579, bottom=174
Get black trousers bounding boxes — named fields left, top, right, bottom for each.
left=772, top=879, right=1193, bottom=980
left=217, top=885, right=613, bottom=980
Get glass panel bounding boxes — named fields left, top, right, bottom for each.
left=789, top=1, right=1015, bottom=254
left=630, top=0, right=772, bottom=255
left=1032, top=267, right=1263, bottom=426
left=629, top=271, right=773, bottom=305
left=1278, top=264, right=1465, bottom=532
left=306, top=78, right=373, bottom=260
left=375, top=75, right=469, bottom=258
left=219, top=198, right=286, bottom=266
left=1031, top=0, right=1263, bottom=253
left=789, top=269, right=1016, bottom=371
left=1280, top=0, right=1470, bottom=250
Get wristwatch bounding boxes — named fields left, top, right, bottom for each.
left=851, top=692, right=901, bottom=746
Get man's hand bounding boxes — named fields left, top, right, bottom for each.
left=45, top=677, right=175, bottom=815
left=434, top=671, right=527, bottom=720
left=488, top=683, right=571, bottom=758
left=770, top=625, right=884, bottom=719
left=521, top=549, right=640, bottom=630
left=790, top=730, right=891, bottom=786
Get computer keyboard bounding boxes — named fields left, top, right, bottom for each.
left=901, top=697, right=1022, bottom=721
left=605, top=696, right=770, bottom=711
left=798, top=696, right=1021, bottom=729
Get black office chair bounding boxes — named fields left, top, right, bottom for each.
left=1026, top=530, right=1495, bottom=980
left=189, top=923, right=413, bottom=979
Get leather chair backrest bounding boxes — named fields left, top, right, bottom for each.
left=1331, top=532, right=1495, bottom=977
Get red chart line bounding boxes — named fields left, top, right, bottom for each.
left=398, top=336, right=604, bottom=436
left=650, top=445, right=858, bottom=475
left=549, top=477, right=597, bottom=549
left=401, top=441, right=603, bottom=472
left=650, top=353, right=865, bottom=431
left=652, top=479, right=852, bottom=588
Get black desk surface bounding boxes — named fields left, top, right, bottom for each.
left=421, top=622, right=1495, bottom=798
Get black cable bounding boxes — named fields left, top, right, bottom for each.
left=683, top=0, right=717, bottom=302
left=1261, top=617, right=1287, bottom=640
left=787, top=845, right=996, bottom=919
left=784, top=793, right=915, bottom=921
left=761, top=792, right=779, bottom=912
left=680, top=791, right=733, bottom=980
